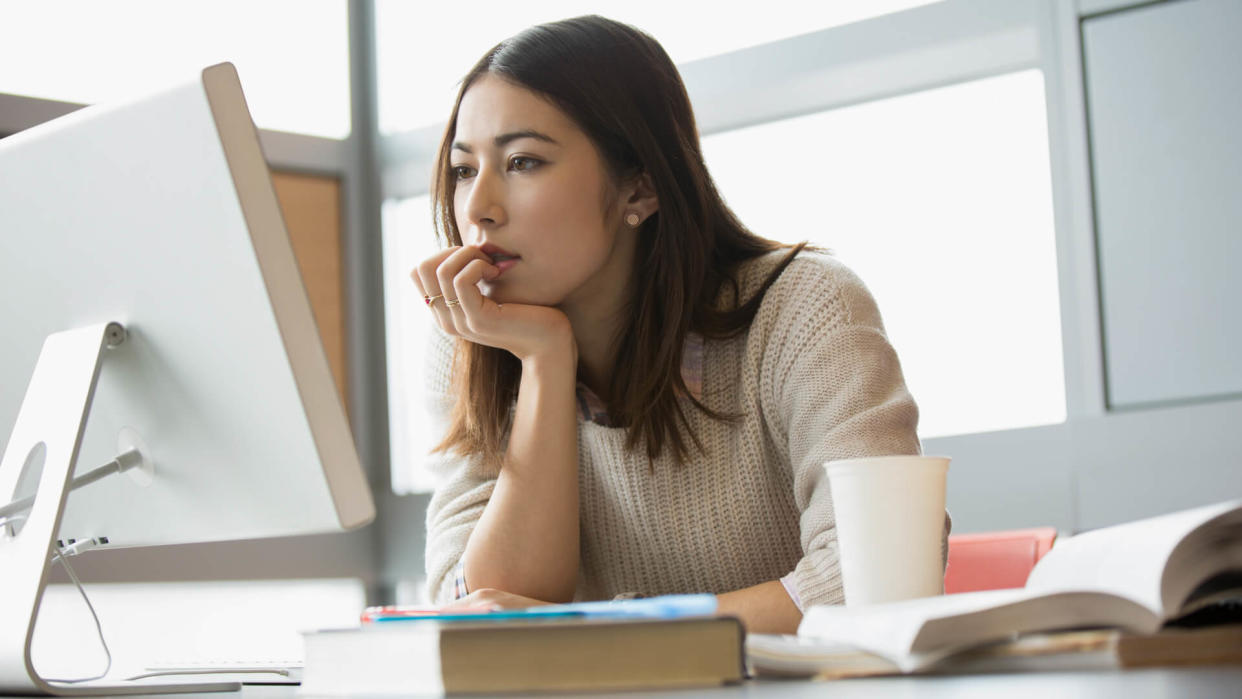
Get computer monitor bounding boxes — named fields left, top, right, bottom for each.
left=0, top=63, right=376, bottom=695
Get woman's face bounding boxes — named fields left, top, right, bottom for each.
left=450, top=74, right=631, bottom=308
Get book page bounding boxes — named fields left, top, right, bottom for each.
left=800, top=588, right=1158, bottom=671
left=1162, top=515, right=1242, bottom=616
left=799, top=589, right=1032, bottom=669
left=745, top=634, right=899, bottom=677
left=1026, top=500, right=1242, bottom=615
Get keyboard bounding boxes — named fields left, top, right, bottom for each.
left=126, top=659, right=303, bottom=685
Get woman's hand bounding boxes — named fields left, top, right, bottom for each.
left=412, top=246, right=575, bottom=365
left=441, top=587, right=554, bottom=611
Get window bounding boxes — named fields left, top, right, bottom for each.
left=0, top=1, right=350, bottom=139
left=377, top=11, right=1064, bottom=492
left=701, top=70, right=1066, bottom=438
left=375, top=0, right=941, bottom=134
left=383, top=195, right=439, bottom=494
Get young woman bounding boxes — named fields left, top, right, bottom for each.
left=412, top=15, right=945, bottom=634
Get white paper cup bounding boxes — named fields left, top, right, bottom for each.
left=826, top=455, right=949, bottom=606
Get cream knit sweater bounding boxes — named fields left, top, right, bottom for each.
left=422, top=250, right=943, bottom=607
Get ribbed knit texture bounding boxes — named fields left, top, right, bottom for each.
left=422, top=251, right=933, bottom=607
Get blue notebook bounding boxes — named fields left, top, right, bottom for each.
left=364, top=593, right=718, bottom=624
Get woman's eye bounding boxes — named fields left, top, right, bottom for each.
left=509, top=156, right=541, bottom=172
left=451, top=165, right=476, bottom=179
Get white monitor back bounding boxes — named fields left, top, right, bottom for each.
left=0, top=63, right=375, bottom=548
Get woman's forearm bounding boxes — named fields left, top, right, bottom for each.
left=716, top=580, right=803, bottom=635
left=461, top=341, right=581, bottom=602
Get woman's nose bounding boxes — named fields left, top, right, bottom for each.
left=463, top=167, right=505, bottom=231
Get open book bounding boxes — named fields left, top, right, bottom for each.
left=798, top=498, right=1242, bottom=672
left=748, top=624, right=1242, bottom=678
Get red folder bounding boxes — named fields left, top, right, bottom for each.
left=944, top=527, right=1058, bottom=594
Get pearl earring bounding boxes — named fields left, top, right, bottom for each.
left=625, top=213, right=641, bottom=227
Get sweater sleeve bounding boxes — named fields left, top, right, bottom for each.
left=756, top=255, right=946, bottom=609
left=421, top=326, right=497, bottom=604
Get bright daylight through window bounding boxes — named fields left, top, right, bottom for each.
left=0, top=0, right=350, bottom=139
left=374, top=0, right=941, bottom=134
left=701, top=69, right=1066, bottom=440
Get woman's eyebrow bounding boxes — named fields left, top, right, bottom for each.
left=452, top=129, right=559, bottom=154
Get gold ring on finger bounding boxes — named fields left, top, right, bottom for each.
left=445, top=297, right=461, bottom=307
left=424, top=294, right=443, bottom=307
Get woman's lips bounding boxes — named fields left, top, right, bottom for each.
left=492, top=257, right=519, bottom=275
left=480, top=242, right=518, bottom=258
left=478, top=244, right=519, bottom=277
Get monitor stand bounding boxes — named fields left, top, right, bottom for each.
left=0, top=323, right=238, bottom=696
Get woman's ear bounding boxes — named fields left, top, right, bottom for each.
left=622, top=173, right=659, bottom=227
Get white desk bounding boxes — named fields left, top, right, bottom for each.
left=26, top=665, right=1236, bottom=699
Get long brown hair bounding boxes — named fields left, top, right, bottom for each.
left=432, top=15, right=806, bottom=468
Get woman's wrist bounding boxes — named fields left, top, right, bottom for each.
left=519, top=325, right=577, bottom=377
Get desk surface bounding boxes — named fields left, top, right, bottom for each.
left=43, top=665, right=1238, bottom=699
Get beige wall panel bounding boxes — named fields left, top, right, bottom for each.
left=270, top=170, right=348, bottom=415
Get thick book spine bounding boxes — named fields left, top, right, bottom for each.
left=301, top=617, right=744, bottom=696
left=438, top=617, right=743, bottom=693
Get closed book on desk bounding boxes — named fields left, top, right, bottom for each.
left=798, top=498, right=1242, bottom=673
left=300, top=615, right=744, bottom=696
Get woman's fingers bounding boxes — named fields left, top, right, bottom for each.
left=413, top=247, right=458, bottom=330
left=435, top=246, right=493, bottom=335
left=412, top=246, right=455, bottom=296
left=450, top=258, right=500, bottom=333
left=439, top=593, right=501, bottom=612
left=413, top=244, right=569, bottom=360
left=442, top=588, right=550, bottom=611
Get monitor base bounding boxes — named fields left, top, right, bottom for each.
left=0, top=324, right=222, bottom=696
